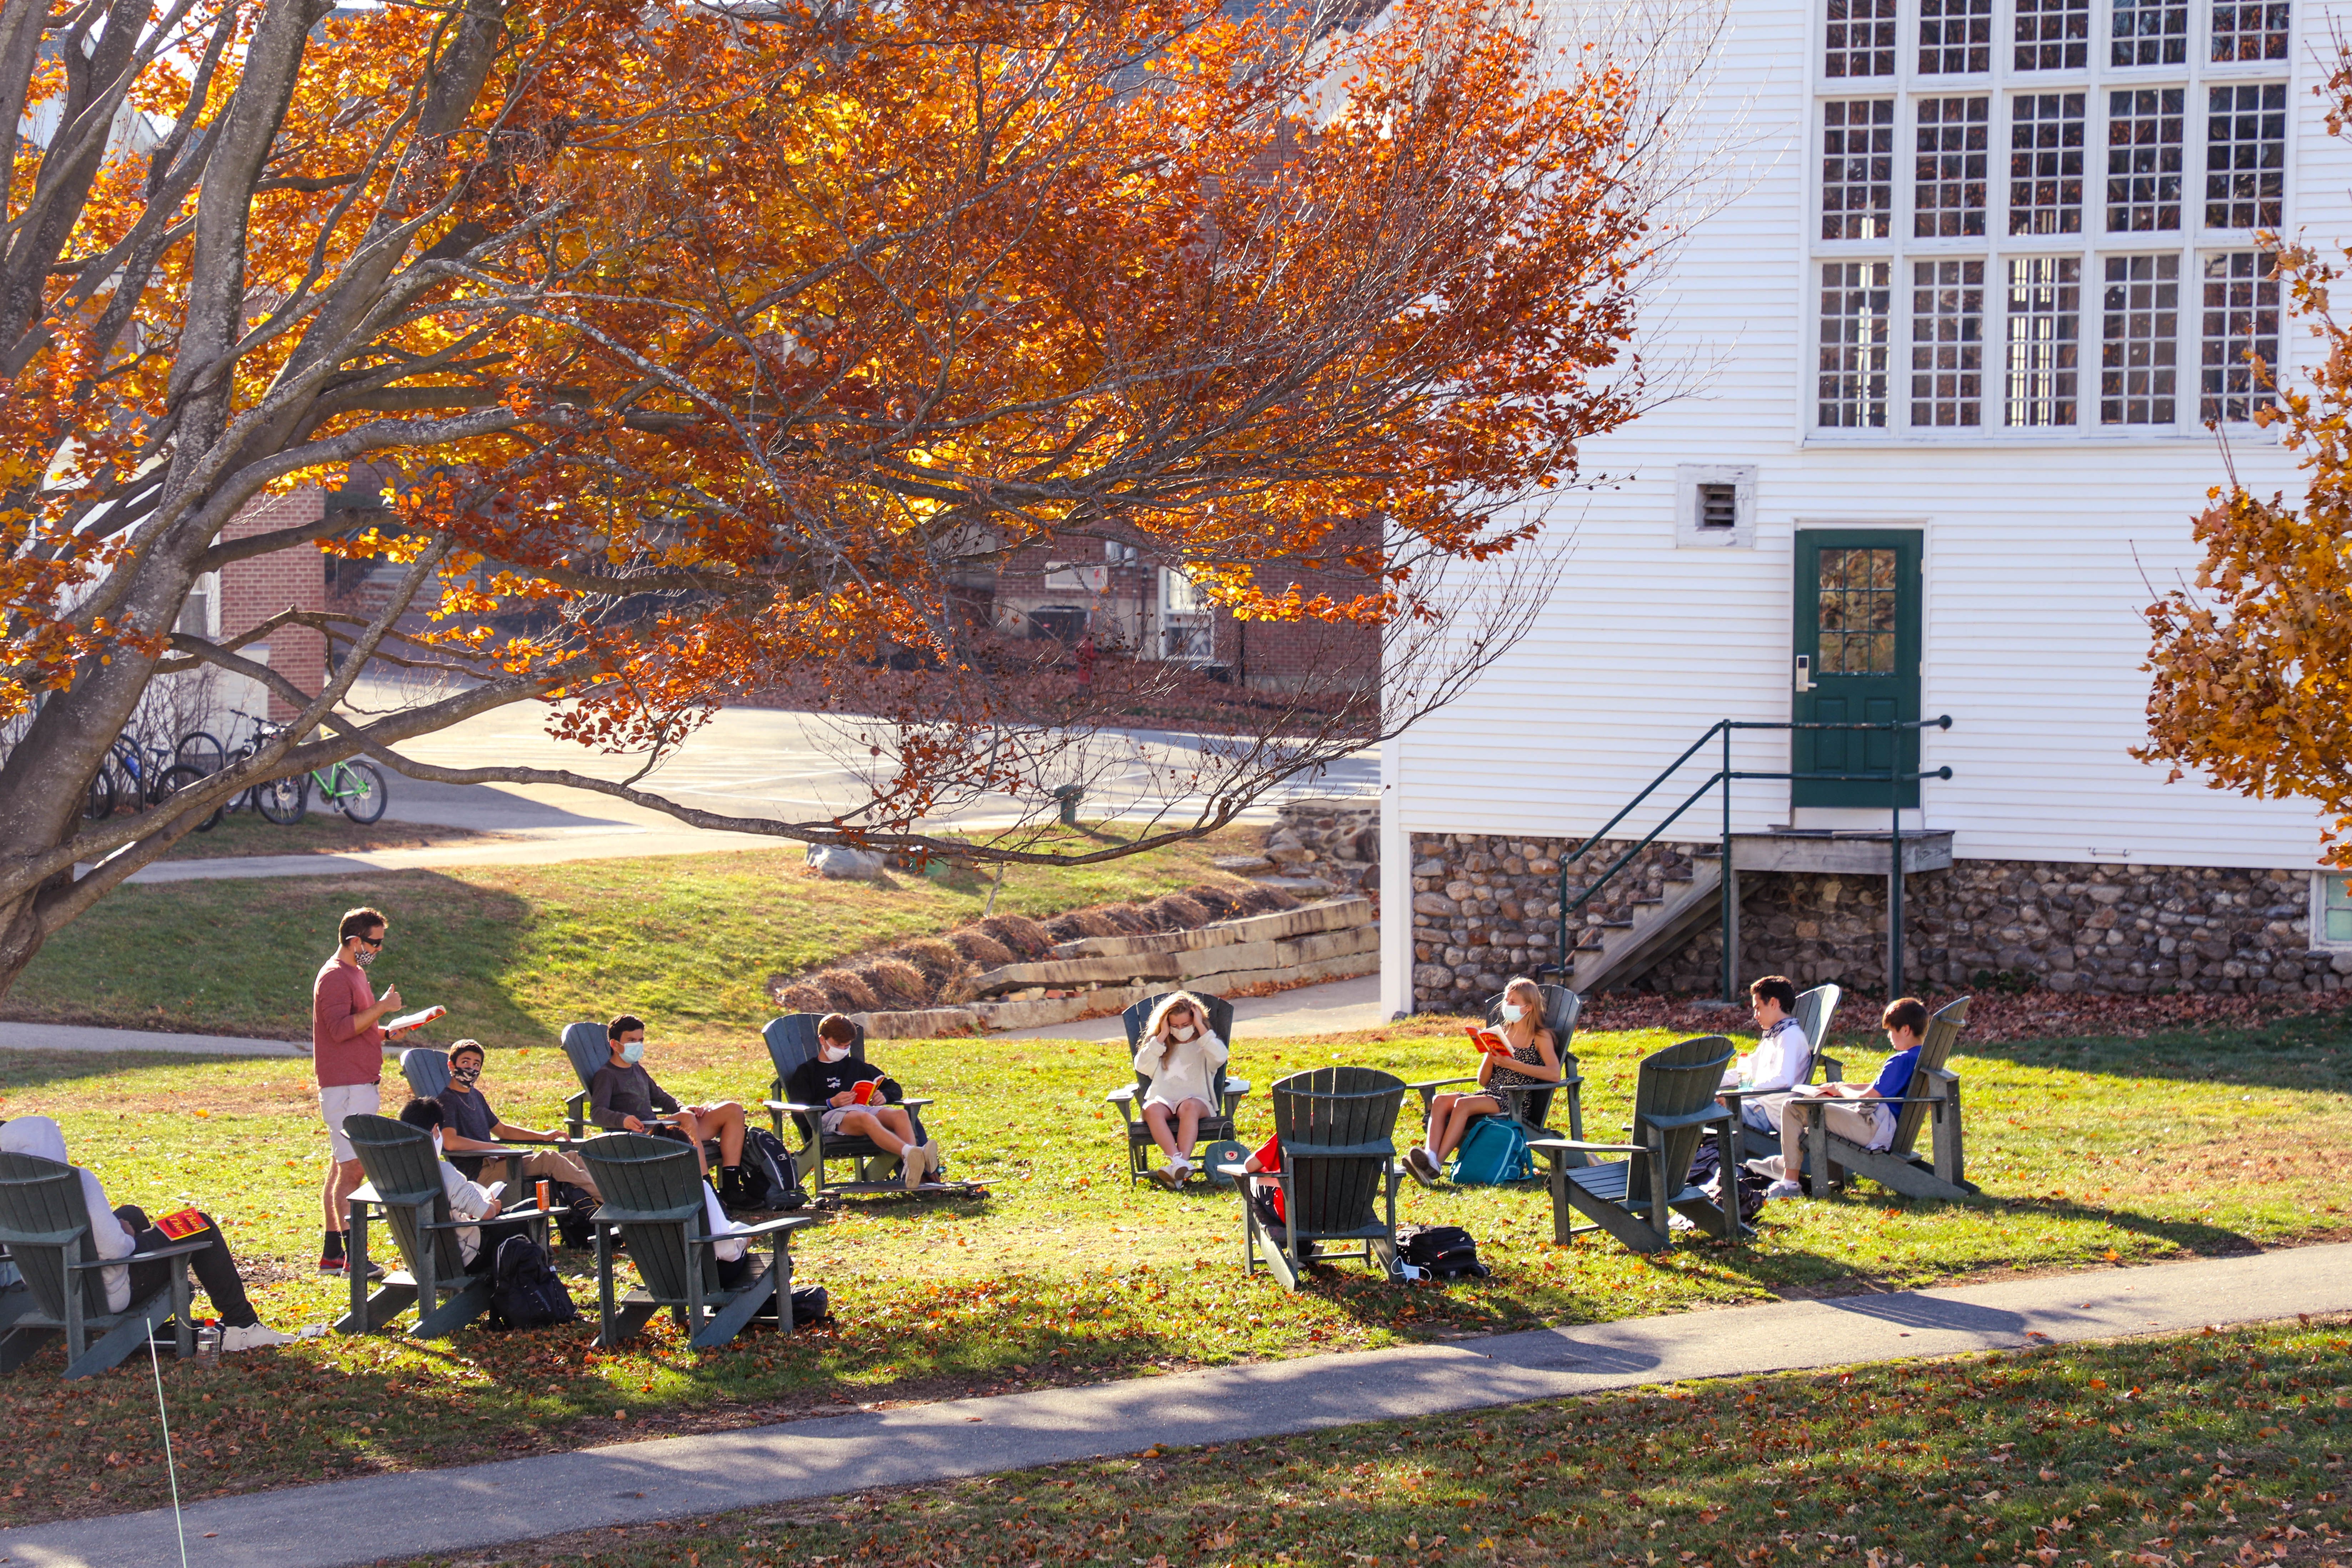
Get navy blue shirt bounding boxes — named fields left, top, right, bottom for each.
left=1868, top=1045, right=1922, bottom=1103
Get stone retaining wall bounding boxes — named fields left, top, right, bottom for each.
left=1409, top=831, right=2347, bottom=1007
left=1265, top=798, right=1381, bottom=899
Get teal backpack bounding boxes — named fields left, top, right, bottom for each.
left=1448, top=1115, right=1535, bottom=1184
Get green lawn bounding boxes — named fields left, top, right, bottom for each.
left=388, top=1317, right=2352, bottom=1568
left=2, top=1008, right=2346, bottom=1527
left=3, top=823, right=1261, bottom=1044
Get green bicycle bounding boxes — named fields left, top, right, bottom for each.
left=255, top=755, right=389, bottom=826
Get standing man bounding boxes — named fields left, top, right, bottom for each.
left=313, top=905, right=402, bottom=1275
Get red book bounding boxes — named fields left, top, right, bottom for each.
left=1466, top=1025, right=1513, bottom=1056
left=151, top=1208, right=208, bottom=1240
left=852, top=1080, right=877, bottom=1105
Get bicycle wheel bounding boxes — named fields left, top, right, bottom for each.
left=154, top=763, right=227, bottom=831
left=175, top=730, right=226, bottom=775
left=255, top=772, right=309, bottom=825
left=82, top=763, right=115, bottom=820
left=335, top=760, right=389, bottom=824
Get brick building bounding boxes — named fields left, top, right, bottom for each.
left=211, top=487, right=327, bottom=723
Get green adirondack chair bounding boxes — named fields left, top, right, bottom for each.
left=1109, top=991, right=1250, bottom=1184
left=1220, top=1067, right=1406, bottom=1291
left=758, top=1015, right=950, bottom=1202
left=0, top=1152, right=210, bottom=1378
left=1407, top=984, right=1584, bottom=1166
left=1529, top=1035, right=1745, bottom=1254
left=578, top=1133, right=822, bottom=1348
left=1782, top=997, right=1976, bottom=1201
left=1733, top=982, right=1845, bottom=1163
left=558, top=1022, right=611, bottom=1141
left=335, top=1113, right=561, bottom=1338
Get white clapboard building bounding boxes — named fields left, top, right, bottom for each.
left=1378, top=0, right=2352, bottom=1011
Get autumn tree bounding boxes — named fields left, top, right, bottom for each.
left=0, top=0, right=1661, bottom=989
left=2138, top=54, right=2352, bottom=855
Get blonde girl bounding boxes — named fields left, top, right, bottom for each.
left=1134, top=990, right=1228, bottom=1188
left=1407, top=976, right=1563, bottom=1184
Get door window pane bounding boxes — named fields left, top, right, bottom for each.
left=2100, top=254, right=2179, bottom=424
left=2204, top=82, right=2286, bottom=230
left=1817, top=548, right=1901, bottom=675
left=1827, top=0, right=1899, bottom=76
left=2010, top=93, right=2085, bottom=234
left=1823, top=100, right=1897, bottom=239
left=2106, top=88, right=2184, bottom=231
left=2112, top=0, right=2188, bottom=64
left=2200, top=250, right=2278, bottom=422
left=1912, top=260, right=1985, bottom=426
left=2005, top=256, right=2081, bottom=426
left=2015, top=0, right=2089, bottom=68
left=2325, top=874, right=2352, bottom=945
left=2211, top=0, right=2290, bottom=60
left=1919, top=0, right=1993, bottom=72
left=1915, top=97, right=1990, bottom=237
left=1820, top=262, right=1893, bottom=428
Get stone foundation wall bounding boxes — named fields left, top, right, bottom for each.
left=1407, top=831, right=2348, bottom=1009
left=1266, top=798, right=1381, bottom=899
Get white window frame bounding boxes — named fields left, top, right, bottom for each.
left=1802, top=0, right=2297, bottom=445
left=1156, top=566, right=1215, bottom=661
left=2311, top=870, right=2352, bottom=952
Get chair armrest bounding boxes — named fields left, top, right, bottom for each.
left=896, top=1097, right=934, bottom=1110
left=1215, top=1163, right=1250, bottom=1179
left=686, top=1213, right=825, bottom=1246
left=70, top=1236, right=214, bottom=1269
left=763, top=1099, right=826, bottom=1115
left=1405, top=1076, right=1477, bottom=1093
left=1817, top=1054, right=1845, bottom=1083
left=1222, top=1078, right=1250, bottom=1097
left=1527, top=1137, right=1647, bottom=1157
left=1104, top=1086, right=1136, bottom=1104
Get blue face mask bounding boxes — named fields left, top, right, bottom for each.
left=1500, top=1002, right=1525, bottom=1024
left=620, top=1040, right=646, bottom=1065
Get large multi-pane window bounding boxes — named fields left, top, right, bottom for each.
left=1912, top=260, right=1986, bottom=425
left=1821, top=262, right=1895, bottom=426
left=1814, top=0, right=2290, bottom=434
left=2010, top=94, right=2083, bottom=232
left=1916, top=97, right=1990, bottom=235
left=2101, top=254, right=2179, bottom=423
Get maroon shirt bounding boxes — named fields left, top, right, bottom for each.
left=311, top=956, right=382, bottom=1089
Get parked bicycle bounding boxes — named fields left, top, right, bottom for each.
left=82, top=727, right=232, bottom=821
left=234, top=711, right=388, bottom=827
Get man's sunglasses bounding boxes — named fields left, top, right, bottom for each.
left=357, top=933, right=386, bottom=948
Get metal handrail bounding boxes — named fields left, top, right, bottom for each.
left=1540, top=717, right=1953, bottom=1002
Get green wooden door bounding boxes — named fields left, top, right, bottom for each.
left=1792, top=530, right=1922, bottom=808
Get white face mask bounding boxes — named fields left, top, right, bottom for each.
left=1170, top=1023, right=1197, bottom=1042
left=819, top=1044, right=850, bottom=1063
left=1500, top=1002, right=1525, bottom=1024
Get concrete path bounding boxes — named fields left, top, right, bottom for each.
left=992, top=972, right=1386, bottom=1042
left=0, top=1022, right=305, bottom=1057
left=5, top=1244, right=2347, bottom=1568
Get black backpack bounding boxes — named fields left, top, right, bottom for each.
left=549, top=1181, right=598, bottom=1249
left=754, top=1283, right=832, bottom=1330
left=487, top=1234, right=579, bottom=1330
left=740, top=1127, right=805, bottom=1210
left=1396, top=1223, right=1489, bottom=1279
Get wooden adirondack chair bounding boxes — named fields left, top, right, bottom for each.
left=0, top=1151, right=210, bottom=1378
left=334, top=1113, right=562, bottom=1338
left=1109, top=991, right=1251, bottom=1184
left=558, top=1022, right=611, bottom=1140
left=1529, top=1035, right=1746, bottom=1254
left=578, top=1133, right=822, bottom=1348
left=757, top=1015, right=947, bottom=1202
left=1218, top=1067, right=1405, bottom=1291
left=1732, top=983, right=1845, bottom=1163
left=1408, top=984, right=1585, bottom=1145
left=1783, top=996, right=1977, bottom=1201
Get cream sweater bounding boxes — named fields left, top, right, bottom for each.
left=1134, top=1030, right=1229, bottom=1111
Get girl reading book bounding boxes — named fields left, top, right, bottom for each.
left=1406, top=976, right=1563, bottom=1185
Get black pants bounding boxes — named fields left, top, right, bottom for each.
left=114, top=1206, right=259, bottom=1329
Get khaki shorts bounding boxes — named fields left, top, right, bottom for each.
left=320, top=1082, right=380, bottom=1163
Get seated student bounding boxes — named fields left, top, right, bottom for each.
left=1720, top=975, right=1811, bottom=1133
left=1241, top=1130, right=1286, bottom=1242
left=0, top=1116, right=297, bottom=1350
left=1408, top=975, right=1564, bottom=1184
left=784, top=1013, right=942, bottom=1193
left=1746, top=996, right=1928, bottom=1201
left=1132, top=991, right=1228, bottom=1189
left=435, top=1040, right=601, bottom=1202
left=589, top=1014, right=752, bottom=1204
left=395, top=1099, right=512, bottom=1270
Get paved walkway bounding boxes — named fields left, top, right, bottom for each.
left=0, top=1022, right=305, bottom=1057
left=5, top=1244, right=2347, bottom=1568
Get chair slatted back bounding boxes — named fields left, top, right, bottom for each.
left=400, top=1047, right=451, bottom=1102
left=1887, top=997, right=1969, bottom=1157
left=1481, top=983, right=1582, bottom=1127
left=559, top=1022, right=610, bottom=1093
left=1792, top=984, right=1841, bottom=1080
left=343, top=1114, right=467, bottom=1281
left=1626, top=1036, right=1736, bottom=1206
left=762, top=1013, right=867, bottom=1096
left=578, top=1133, right=714, bottom=1303
left=0, top=1151, right=103, bottom=1321
left=1121, top=992, right=1236, bottom=1104
left=1271, top=1067, right=1402, bottom=1237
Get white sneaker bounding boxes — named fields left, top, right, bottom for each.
left=921, top=1140, right=946, bottom=1177
left=220, top=1323, right=298, bottom=1352
left=901, top=1152, right=926, bottom=1191
left=1744, top=1155, right=1786, bottom=1181
left=1761, top=1180, right=1804, bottom=1201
